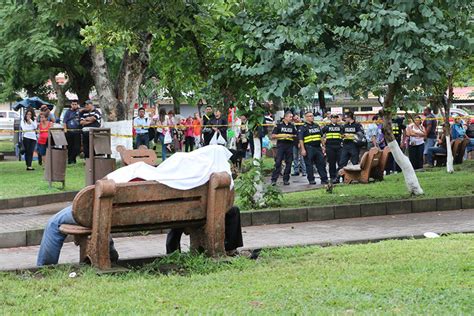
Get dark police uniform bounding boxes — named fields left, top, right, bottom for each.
left=322, top=123, right=342, bottom=181
left=339, top=122, right=363, bottom=167
left=209, top=116, right=228, bottom=143
left=271, top=121, right=298, bottom=184
left=202, top=113, right=215, bottom=146
left=386, top=117, right=407, bottom=173
left=299, top=122, right=328, bottom=184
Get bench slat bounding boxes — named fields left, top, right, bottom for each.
left=72, top=181, right=208, bottom=227
left=113, top=181, right=208, bottom=204
left=111, top=199, right=206, bottom=226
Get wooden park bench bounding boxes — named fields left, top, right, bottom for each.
left=116, top=145, right=157, bottom=166
left=339, top=147, right=382, bottom=184
left=433, top=139, right=462, bottom=166
left=59, top=172, right=231, bottom=270
left=371, top=146, right=390, bottom=181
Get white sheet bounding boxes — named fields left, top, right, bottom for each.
left=106, top=145, right=233, bottom=190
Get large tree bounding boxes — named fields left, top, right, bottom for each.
left=333, top=0, right=473, bottom=195
left=0, top=2, right=94, bottom=114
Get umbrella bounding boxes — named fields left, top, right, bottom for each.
left=13, top=97, right=54, bottom=111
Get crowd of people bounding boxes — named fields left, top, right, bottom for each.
left=269, top=107, right=473, bottom=185
left=19, top=100, right=101, bottom=170
left=20, top=100, right=473, bottom=183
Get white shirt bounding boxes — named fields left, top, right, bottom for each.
left=21, top=120, right=37, bottom=140
left=133, top=116, right=149, bottom=134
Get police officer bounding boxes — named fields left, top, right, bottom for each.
left=299, top=111, right=328, bottom=185
left=386, top=115, right=407, bottom=173
left=339, top=111, right=363, bottom=168
left=202, top=105, right=215, bottom=146
left=271, top=111, right=297, bottom=186
left=322, top=114, right=342, bottom=183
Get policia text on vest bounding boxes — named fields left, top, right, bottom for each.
left=298, top=113, right=328, bottom=185
left=322, top=120, right=342, bottom=182
left=271, top=114, right=298, bottom=185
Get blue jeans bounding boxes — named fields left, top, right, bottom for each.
left=426, top=146, right=447, bottom=166
left=37, top=205, right=117, bottom=266
left=135, top=133, right=149, bottom=148
left=424, top=138, right=437, bottom=155
left=158, top=133, right=167, bottom=161
left=467, top=139, right=474, bottom=153
left=37, top=206, right=76, bottom=266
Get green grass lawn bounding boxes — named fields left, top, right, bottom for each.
left=241, top=160, right=474, bottom=211
left=0, top=160, right=85, bottom=199
left=1, top=234, right=472, bottom=314
left=0, top=139, right=14, bottom=152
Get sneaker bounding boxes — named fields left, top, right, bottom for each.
left=309, top=180, right=316, bottom=185
left=291, top=173, right=299, bottom=176
left=302, top=173, right=307, bottom=177
left=283, top=181, right=290, bottom=185
left=321, top=181, right=329, bottom=185
left=271, top=181, right=277, bottom=186
left=26, top=167, right=35, bottom=171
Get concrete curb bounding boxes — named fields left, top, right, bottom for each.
left=0, top=191, right=79, bottom=210
left=1, top=195, right=473, bottom=249
left=241, top=195, right=474, bottom=227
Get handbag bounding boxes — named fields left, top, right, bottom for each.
left=210, top=131, right=227, bottom=146
left=164, top=130, right=173, bottom=144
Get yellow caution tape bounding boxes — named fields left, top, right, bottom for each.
left=1, top=115, right=472, bottom=138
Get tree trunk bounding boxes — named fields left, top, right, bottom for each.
left=49, top=73, right=69, bottom=118
left=382, top=83, right=424, bottom=195
left=115, top=34, right=152, bottom=120
left=90, top=46, right=120, bottom=121
left=318, top=89, right=326, bottom=111
left=169, top=89, right=181, bottom=114
left=252, top=136, right=264, bottom=206
left=445, top=75, right=454, bottom=173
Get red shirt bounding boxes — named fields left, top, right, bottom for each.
left=38, top=122, right=52, bottom=145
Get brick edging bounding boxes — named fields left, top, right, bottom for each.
left=0, top=191, right=79, bottom=210
left=240, top=195, right=474, bottom=227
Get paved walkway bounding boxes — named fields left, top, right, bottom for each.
left=1, top=209, right=472, bottom=271
left=0, top=202, right=69, bottom=237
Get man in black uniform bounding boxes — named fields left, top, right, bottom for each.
left=322, top=114, right=343, bottom=183
left=339, top=111, right=363, bottom=168
left=386, top=115, right=406, bottom=173
left=209, top=110, right=228, bottom=144
left=271, top=111, right=297, bottom=185
left=299, top=111, right=328, bottom=185
left=202, top=105, right=215, bottom=146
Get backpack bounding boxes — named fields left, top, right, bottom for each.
left=66, top=111, right=80, bottom=129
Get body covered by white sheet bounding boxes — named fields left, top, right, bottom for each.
left=105, top=145, right=233, bottom=190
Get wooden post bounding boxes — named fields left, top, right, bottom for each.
left=87, top=179, right=116, bottom=270
left=203, top=173, right=231, bottom=257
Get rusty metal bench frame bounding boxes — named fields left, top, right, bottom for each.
left=116, top=145, right=157, bottom=166
left=371, top=146, right=390, bottom=181
left=59, top=172, right=231, bottom=270
left=339, top=147, right=382, bottom=184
